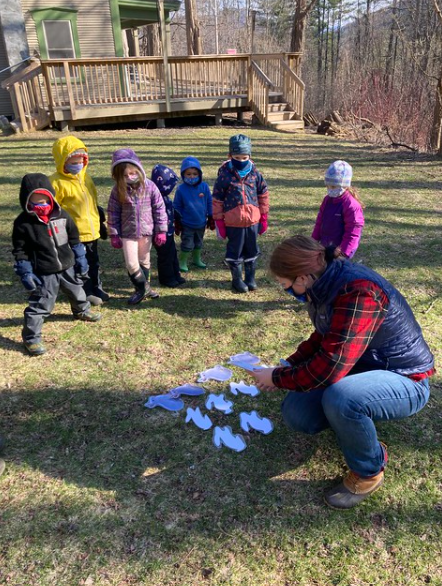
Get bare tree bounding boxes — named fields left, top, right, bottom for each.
left=431, top=0, right=442, bottom=152
left=291, top=0, right=318, bottom=54
left=185, top=0, right=203, bottom=54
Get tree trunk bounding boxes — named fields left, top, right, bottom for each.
left=184, top=0, right=202, bottom=55
left=291, top=0, right=317, bottom=55
left=431, top=68, right=442, bottom=152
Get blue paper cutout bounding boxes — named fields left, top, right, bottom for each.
left=205, top=393, right=234, bottom=414
left=197, top=365, right=232, bottom=382
left=144, top=394, right=184, bottom=411
left=229, top=380, right=260, bottom=397
left=239, top=410, right=273, bottom=435
left=170, top=383, right=206, bottom=398
left=185, top=407, right=212, bottom=430
left=213, top=426, right=247, bottom=452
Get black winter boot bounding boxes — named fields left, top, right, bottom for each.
left=128, top=271, right=147, bottom=305
left=244, top=261, right=257, bottom=291
left=228, top=263, right=249, bottom=293
left=140, top=266, right=160, bottom=299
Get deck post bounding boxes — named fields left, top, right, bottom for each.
left=157, top=0, right=171, bottom=112
left=156, top=118, right=165, bottom=128
left=214, top=113, right=222, bottom=125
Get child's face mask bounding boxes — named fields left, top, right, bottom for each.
left=184, top=176, right=199, bottom=186
left=65, top=162, right=83, bottom=175
left=326, top=186, right=345, bottom=198
left=125, top=173, right=140, bottom=185
left=231, top=158, right=251, bottom=171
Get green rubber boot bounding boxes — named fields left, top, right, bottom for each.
left=179, top=250, right=190, bottom=272
left=193, top=248, right=207, bottom=269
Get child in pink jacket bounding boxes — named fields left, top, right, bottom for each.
left=312, top=160, right=364, bottom=259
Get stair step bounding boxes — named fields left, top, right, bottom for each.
left=267, top=111, right=297, bottom=121
left=268, top=119, right=304, bottom=132
left=267, top=102, right=293, bottom=113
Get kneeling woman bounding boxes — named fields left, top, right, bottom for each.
left=252, top=235, right=434, bottom=509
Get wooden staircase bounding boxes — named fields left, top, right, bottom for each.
left=266, top=100, right=304, bottom=132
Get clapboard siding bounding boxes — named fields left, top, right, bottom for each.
left=22, top=0, right=116, bottom=59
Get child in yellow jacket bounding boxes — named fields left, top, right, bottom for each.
left=50, top=136, right=109, bottom=305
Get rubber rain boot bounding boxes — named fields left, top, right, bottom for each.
left=140, top=266, right=159, bottom=299
left=128, top=270, right=147, bottom=305
left=244, top=260, right=257, bottom=291
left=192, top=248, right=206, bottom=269
left=179, top=251, right=191, bottom=272
left=228, top=263, right=248, bottom=293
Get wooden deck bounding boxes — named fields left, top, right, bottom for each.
left=1, top=53, right=305, bottom=132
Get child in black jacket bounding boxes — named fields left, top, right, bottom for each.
left=12, top=173, right=101, bottom=356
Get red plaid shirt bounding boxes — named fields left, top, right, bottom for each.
left=272, top=279, right=390, bottom=391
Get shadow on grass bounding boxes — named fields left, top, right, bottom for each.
left=1, top=383, right=441, bottom=579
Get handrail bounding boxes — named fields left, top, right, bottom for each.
left=248, top=61, right=272, bottom=125
left=280, top=58, right=305, bottom=121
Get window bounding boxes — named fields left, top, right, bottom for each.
left=42, top=20, right=75, bottom=60
left=31, top=8, right=81, bottom=61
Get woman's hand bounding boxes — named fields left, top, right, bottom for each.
left=251, top=368, right=279, bottom=392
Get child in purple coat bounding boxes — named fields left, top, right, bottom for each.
left=311, top=160, right=364, bottom=259
left=107, top=149, right=168, bottom=304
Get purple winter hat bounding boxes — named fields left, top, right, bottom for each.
left=324, top=160, right=352, bottom=188
left=111, top=148, right=146, bottom=180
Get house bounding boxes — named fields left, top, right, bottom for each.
left=0, top=0, right=180, bottom=117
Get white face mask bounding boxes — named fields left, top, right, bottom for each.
left=327, top=186, right=345, bottom=198
left=125, top=173, right=140, bottom=185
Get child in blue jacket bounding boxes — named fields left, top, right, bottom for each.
left=173, top=156, right=214, bottom=272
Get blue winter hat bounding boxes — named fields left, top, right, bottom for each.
left=151, top=164, right=179, bottom=197
left=324, top=160, right=352, bottom=188
left=229, top=134, right=252, bottom=155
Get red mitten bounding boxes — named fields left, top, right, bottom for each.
left=215, top=219, right=227, bottom=240
left=110, top=235, right=123, bottom=249
left=154, top=233, right=167, bottom=246
left=258, top=214, right=268, bottom=235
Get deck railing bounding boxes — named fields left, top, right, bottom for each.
left=248, top=62, right=273, bottom=125
left=280, top=59, right=305, bottom=121
left=2, top=53, right=304, bottom=131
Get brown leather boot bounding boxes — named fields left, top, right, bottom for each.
left=325, top=470, right=385, bottom=510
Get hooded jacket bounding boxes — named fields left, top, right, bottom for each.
left=311, top=190, right=364, bottom=258
left=12, top=173, right=80, bottom=274
left=50, top=136, right=100, bottom=242
left=212, top=160, right=269, bottom=228
left=107, top=149, right=168, bottom=238
left=173, top=157, right=212, bottom=229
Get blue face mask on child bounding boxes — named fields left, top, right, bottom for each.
left=184, top=176, right=199, bottom=186
left=284, top=285, right=308, bottom=303
left=65, top=162, right=83, bottom=175
left=231, top=158, right=252, bottom=177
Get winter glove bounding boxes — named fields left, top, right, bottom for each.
left=215, top=219, right=227, bottom=240
left=14, top=260, right=42, bottom=292
left=110, top=235, right=123, bottom=249
left=71, top=243, right=89, bottom=281
left=98, top=206, right=108, bottom=240
left=207, top=215, right=215, bottom=230
left=154, top=233, right=167, bottom=247
left=174, top=218, right=183, bottom=237
left=258, top=214, right=268, bottom=235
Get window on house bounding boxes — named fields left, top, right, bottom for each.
left=42, top=20, right=75, bottom=59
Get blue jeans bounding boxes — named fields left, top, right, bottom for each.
left=281, top=370, right=430, bottom=477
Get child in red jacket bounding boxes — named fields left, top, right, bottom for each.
left=212, top=134, right=269, bottom=293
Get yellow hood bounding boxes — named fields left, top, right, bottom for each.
left=52, top=136, right=89, bottom=177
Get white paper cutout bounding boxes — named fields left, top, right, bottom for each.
left=239, top=411, right=274, bottom=435
left=144, top=395, right=184, bottom=411
left=197, top=365, right=233, bottom=382
left=228, top=352, right=261, bottom=365
left=228, top=360, right=265, bottom=372
left=185, top=407, right=212, bottom=430
left=213, top=426, right=247, bottom=452
left=205, top=393, right=234, bottom=414
left=169, top=383, right=206, bottom=398
left=229, top=380, right=260, bottom=397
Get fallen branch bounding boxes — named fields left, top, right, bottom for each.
left=383, top=126, right=418, bottom=152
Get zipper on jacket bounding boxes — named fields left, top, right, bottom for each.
left=48, top=220, right=64, bottom=272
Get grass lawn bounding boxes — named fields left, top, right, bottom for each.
left=0, top=126, right=441, bottom=586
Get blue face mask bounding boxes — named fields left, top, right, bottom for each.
left=284, top=286, right=308, bottom=303
left=65, top=162, right=83, bottom=175
left=184, top=176, right=199, bottom=186
left=231, top=158, right=252, bottom=177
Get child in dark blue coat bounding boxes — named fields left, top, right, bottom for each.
left=151, top=164, right=186, bottom=288
left=173, top=156, right=214, bottom=272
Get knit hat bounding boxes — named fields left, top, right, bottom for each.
left=229, top=134, right=252, bottom=156
left=151, top=164, right=179, bottom=197
left=67, top=149, right=86, bottom=159
left=324, top=160, right=352, bottom=188
left=111, top=148, right=146, bottom=180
